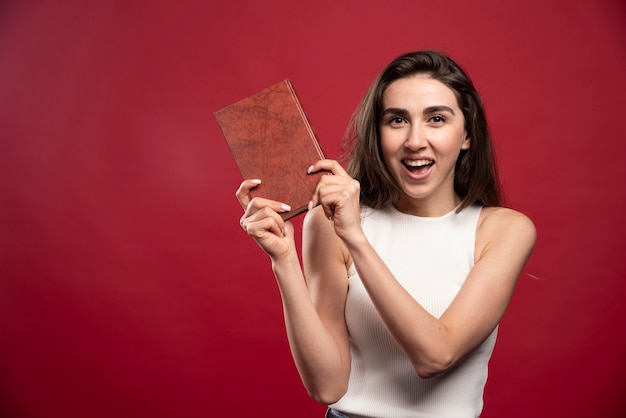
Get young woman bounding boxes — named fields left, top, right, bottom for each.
left=236, top=50, right=536, bottom=418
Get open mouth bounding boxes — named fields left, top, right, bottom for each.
left=402, top=159, right=434, bottom=173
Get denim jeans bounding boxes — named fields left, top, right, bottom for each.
left=325, top=409, right=349, bottom=418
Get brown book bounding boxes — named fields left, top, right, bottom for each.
left=215, top=79, right=327, bottom=220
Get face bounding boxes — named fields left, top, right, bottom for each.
left=380, top=74, right=469, bottom=216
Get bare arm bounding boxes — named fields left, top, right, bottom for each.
left=308, top=160, right=537, bottom=378
left=345, top=206, right=535, bottom=377
left=299, top=207, right=352, bottom=403
left=236, top=179, right=351, bottom=403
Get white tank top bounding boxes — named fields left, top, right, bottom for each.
left=331, top=204, right=497, bottom=418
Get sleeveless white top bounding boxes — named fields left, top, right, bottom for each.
left=330, top=204, right=497, bottom=418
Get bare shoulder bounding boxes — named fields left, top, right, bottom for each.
left=479, top=206, right=536, bottom=235
left=303, top=205, right=338, bottom=244
left=303, top=206, right=351, bottom=267
left=303, top=204, right=332, bottom=231
left=476, top=206, right=537, bottom=260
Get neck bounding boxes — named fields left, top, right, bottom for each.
left=393, top=193, right=462, bottom=217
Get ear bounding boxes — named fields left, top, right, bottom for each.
left=461, top=135, right=470, bottom=150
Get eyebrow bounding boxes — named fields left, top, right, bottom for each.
left=381, top=105, right=456, bottom=118
left=381, top=107, right=410, bottom=118
left=423, top=105, right=456, bottom=116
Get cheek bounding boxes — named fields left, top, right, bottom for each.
left=445, top=129, right=469, bottom=152
left=379, top=129, right=401, bottom=157
left=379, top=137, right=397, bottom=168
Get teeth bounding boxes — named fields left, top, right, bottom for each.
left=404, top=159, right=433, bottom=167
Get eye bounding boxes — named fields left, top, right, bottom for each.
left=388, top=116, right=406, bottom=126
left=429, top=115, right=446, bottom=124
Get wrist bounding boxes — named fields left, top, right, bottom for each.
left=339, top=227, right=368, bottom=249
left=341, top=231, right=372, bottom=261
left=271, top=251, right=301, bottom=272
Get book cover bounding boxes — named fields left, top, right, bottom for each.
left=215, top=79, right=327, bottom=220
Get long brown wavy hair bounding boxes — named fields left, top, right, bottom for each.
left=342, top=50, right=501, bottom=211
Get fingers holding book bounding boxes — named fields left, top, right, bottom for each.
left=236, top=178, right=292, bottom=215
left=306, top=159, right=345, bottom=178
left=235, top=178, right=262, bottom=210
left=307, top=160, right=362, bottom=240
left=237, top=179, right=295, bottom=259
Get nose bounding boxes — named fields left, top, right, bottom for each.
left=405, top=125, right=427, bottom=150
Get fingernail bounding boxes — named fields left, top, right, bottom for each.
left=307, top=165, right=314, bottom=174
left=308, top=200, right=313, bottom=211
left=251, top=179, right=262, bottom=184
left=280, top=203, right=291, bottom=212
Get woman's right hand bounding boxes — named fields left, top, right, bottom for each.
left=236, top=179, right=296, bottom=261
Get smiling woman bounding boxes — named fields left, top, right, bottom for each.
left=379, top=74, right=470, bottom=215
left=345, top=51, right=501, bottom=214
left=1, top=1, right=625, bottom=416
left=236, top=50, right=536, bottom=417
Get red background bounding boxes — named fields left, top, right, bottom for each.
left=1, top=1, right=625, bottom=417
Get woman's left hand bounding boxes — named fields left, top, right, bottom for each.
left=308, top=159, right=363, bottom=242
